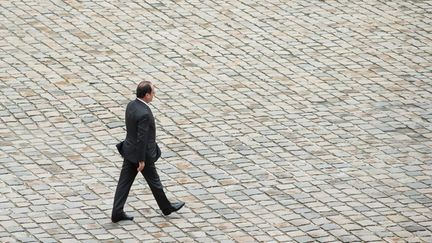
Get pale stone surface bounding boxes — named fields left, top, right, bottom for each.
left=0, top=0, right=431, bottom=242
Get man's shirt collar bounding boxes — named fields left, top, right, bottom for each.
left=137, top=98, right=149, bottom=107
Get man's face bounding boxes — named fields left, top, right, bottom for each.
left=144, top=85, right=156, bottom=103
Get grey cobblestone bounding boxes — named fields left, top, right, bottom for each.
left=1, top=0, right=432, bottom=242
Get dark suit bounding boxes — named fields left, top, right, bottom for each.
left=112, top=99, right=170, bottom=218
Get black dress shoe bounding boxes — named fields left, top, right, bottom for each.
left=111, top=212, right=134, bottom=223
left=162, top=201, right=185, bottom=216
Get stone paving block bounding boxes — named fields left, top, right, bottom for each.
left=1, top=0, right=431, bottom=242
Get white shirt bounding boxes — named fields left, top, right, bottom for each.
left=137, top=98, right=150, bottom=108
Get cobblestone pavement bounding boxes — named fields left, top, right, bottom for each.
left=1, top=0, right=431, bottom=242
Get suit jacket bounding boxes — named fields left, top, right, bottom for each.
left=117, top=99, right=161, bottom=164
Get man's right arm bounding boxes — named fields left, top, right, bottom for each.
left=137, top=161, right=145, bottom=172
left=136, top=114, right=150, bottom=164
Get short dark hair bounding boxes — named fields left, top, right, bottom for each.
left=136, top=81, right=152, bottom=98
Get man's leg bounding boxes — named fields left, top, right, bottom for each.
left=141, top=163, right=171, bottom=211
left=112, top=159, right=138, bottom=218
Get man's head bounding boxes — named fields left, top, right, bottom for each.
left=136, top=81, right=156, bottom=103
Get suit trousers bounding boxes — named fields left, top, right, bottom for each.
left=112, top=159, right=171, bottom=217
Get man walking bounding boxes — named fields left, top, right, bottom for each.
left=111, top=81, right=185, bottom=223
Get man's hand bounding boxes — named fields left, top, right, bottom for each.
left=137, top=161, right=145, bottom=172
